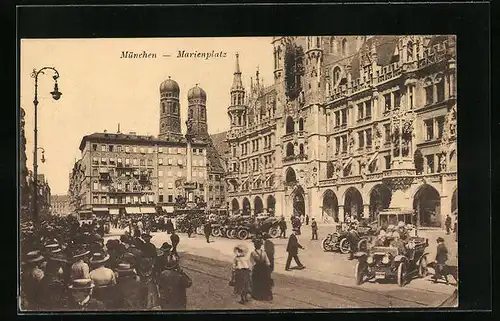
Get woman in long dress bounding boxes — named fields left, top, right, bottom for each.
left=232, top=245, right=251, bottom=304
left=250, top=238, right=273, bottom=301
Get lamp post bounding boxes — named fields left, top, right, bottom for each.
left=31, top=67, right=62, bottom=229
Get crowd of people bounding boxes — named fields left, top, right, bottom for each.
left=20, top=216, right=191, bottom=311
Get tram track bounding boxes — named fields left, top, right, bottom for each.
left=181, top=254, right=432, bottom=308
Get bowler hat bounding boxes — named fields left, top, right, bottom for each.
left=68, top=278, right=94, bottom=290
left=436, top=237, right=445, bottom=243
left=160, top=242, right=172, bottom=251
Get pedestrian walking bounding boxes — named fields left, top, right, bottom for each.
left=454, top=214, right=458, bottom=242
left=203, top=220, right=212, bottom=243
left=279, top=217, right=287, bottom=238
left=166, top=219, right=174, bottom=234
left=433, top=237, right=450, bottom=284
left=250, top=238, right=273, bottom=301
left=305, top=215, right=310, bottom=225
left=170, top=231, right=180, bottom=255
left=187, top=220, right=194, bottom=238
left=140, top=233, right=157, bottom=258
left=231, top=244, right=251, bottom=304
left=285, top=228, right=305, bottom=271
left=311, top=218, right=318, bottom=240
left=157, top=254, right=192, bottom=310
left=445, top=215, right=452, bottom=235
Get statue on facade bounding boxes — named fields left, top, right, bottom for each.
left=440, top=152, right=447, bottom=173
left=348, top=130, right=356, bottom=154
left=373, top=122, right=382, bottom=149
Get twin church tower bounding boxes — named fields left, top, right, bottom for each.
left=158, top=77, right=209, bottom=140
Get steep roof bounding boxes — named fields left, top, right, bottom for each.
left=207, top=131, right=229, bottom=173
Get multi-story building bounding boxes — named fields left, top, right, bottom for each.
left=20, top=107, right=30, bottom=221
left=50, top=195, right=71, bottom=216
left=68, top=78, right=226, bottom=215
left=221, top=35, right=457, bottom=228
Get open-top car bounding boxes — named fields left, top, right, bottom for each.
left=353, top=236, right=429, bottom=287
left=322, top=221, right=378, bottom=253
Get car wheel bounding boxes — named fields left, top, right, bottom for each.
left=339, top=238, right=351, bottom=254
left=238, top=229, right=249, bottom=240
left=322, top=237, right=333, bottom=252
left=269, top=227, right=279, bottom=238
left=354, top=262, right=366, bottom=285
left=225, top=229, right=232, bottom=238
left=397, top=262, right=407, bottom=287
left=418, top=255, right=428, bottom=278
left=212, top=228, right=221, bottom=237
left=229, top=229, right=237, bottom=239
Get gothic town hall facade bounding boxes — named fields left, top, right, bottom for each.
left=219, top=35, right=457, bottom=228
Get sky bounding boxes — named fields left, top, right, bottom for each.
left=20, top=37, right=274, bottom=195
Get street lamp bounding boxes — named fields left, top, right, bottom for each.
left=31, top=67, right=61, bottom=229
left=37, top=147, right=46, bottom=163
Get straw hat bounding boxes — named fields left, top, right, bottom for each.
left=24, top=251, right=45, bottom=264
left=114, top=263, right=135, bottom=277
left=68, top=279, right=95, bottom=290
left=397, top=221, right=405, bottom=228
left=45, top=243, right=62, bottom=254
left=89, top=252, right=110, bottom=264
left=233, top=244, right=249, bottom=256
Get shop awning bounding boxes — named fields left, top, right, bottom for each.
left=92, top=207, right=109, bottom=212
left=125, top=207, right=141, bottom=214
left=140, top=207, right=156, bottom=214
left=109, top=209, right=120, bottom=215
left=162, top=206, right=175, bottom=213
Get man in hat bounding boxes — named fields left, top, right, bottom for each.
left=112, top=263, right=146, bottom=310
left=138, top=233, right=156, bottom=258
left=433, top=237, right=450, bottom=284
left=89, top=252, right=116, bottom=308
left=154, top=244, right=171, bottom=277
left=157, top=254, right=192, bottom=310
left=38, top=253, right=68, bottom=310
left=285, top=228, right=305, bottom=271
left=374, top=230, right=388, bottom=247
left=203, top=219, right=212, bottom=243
left=170, top=230, right=180, bottom=256
left=279, top=216, right=287, bottom=239
left=67, top=279, right=105, bottom=311
left=397, top=221, right=409, bottom=241
left=311, top=218, right=318, bottom=240
left=70, top=246, right=91, bottom=280
left=21, top=251, right=46, bottom=310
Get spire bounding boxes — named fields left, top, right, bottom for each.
left=255, top=66, right=260, bottom=92
left=231, top=52, right=244, bottom=91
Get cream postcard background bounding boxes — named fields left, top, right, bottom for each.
left=20, top=37, right=274, bottom=195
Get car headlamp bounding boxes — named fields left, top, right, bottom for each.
left=382, top=255, right=390, bottom=264
left=367, top=256, right=374, bottom=264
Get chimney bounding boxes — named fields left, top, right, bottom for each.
left=117, top=123, right=121, bottom=133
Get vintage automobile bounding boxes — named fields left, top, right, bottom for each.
left=322, top=221, right=378, bottom=253
left=353, top=236, right=429, bottom=287
left=235, top=216, right=281, bottom=240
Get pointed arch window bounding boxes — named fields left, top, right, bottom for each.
left=333, top=67, right=341, bottom=85
left=342, top=38, right=347, bottom=55
left=316, top=37, right=321, bottom=47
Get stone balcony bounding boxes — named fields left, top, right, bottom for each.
left=283, top=153, right=308, bottom=163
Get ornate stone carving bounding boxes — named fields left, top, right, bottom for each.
left=383, top=176, right=415, bottom=191
left=348, top=130, right=356, bottom=154
left=373, top=122, right=382, bottom=149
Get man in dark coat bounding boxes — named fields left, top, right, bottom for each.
left=285, top=229, right=305, bottom=271
left=170, top=231, right=180, bottom=255
left=433, top=237, right=450, bottom=284
left=203, top=220, right=212, bottom=243
left=140, top=234, right=157, bottom=258
left=112, top=263, right=147, bottom=310
left=157, top=254, right=192, bottom=310
left=305, top=215, right=310, bottom=225
left=166, top=219, right=174, bottom=234
left=279, top=217, right=287, bottom=239
left=311, top=218, right=318, bottom=240
left=66, top=279, right=106, bottom=311
left=445, top=215, right=452, bottom=235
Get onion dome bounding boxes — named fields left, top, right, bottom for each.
left=187, top=84, right=207, bottom=101
left=159, top=77, right=180, bottom=93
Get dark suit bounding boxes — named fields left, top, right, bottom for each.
left=203, top=223, right=212, bottom=243
left=285, top=234, right=304, bottom=270
left=170, top=234, right=180, bottom=255
left=311, top=221, right=318, bottom=240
